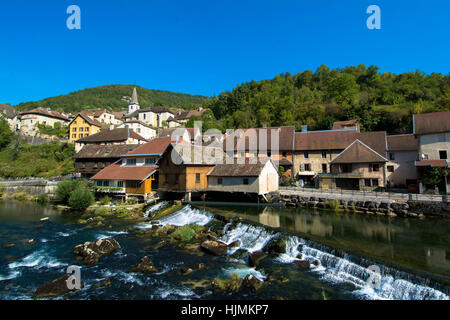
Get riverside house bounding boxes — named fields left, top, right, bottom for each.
left=207, top=159, right=279, bottom=196
left=90, top=137, right=175, bottom=200
left=222, top=126, right=295, bottom=178
left=386, top=134, right=419, bottom=190
left=74, top=128, right=147, bottom=152
left=294, top=128, right=387, bottom=189
left=74, top=144, right=140, bottom=178
left=68, top=113, right=103, bottom=144
left=413, top=111, right=450, bottom=194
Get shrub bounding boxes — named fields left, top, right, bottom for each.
left=94, top=207, right=111, bottom=216
left=68, top=186, right=94, bottom=211
left=99, top=196, right=112, bottom=205
left=171, top=224, right=199, bottom=242
left=212, top=273, right=242, bottom=293
left=327, top=200, right=339, bottom=210
left=37, top=194, right=49, bottom=203
left=56, top=179, right=89, bottom=204
left=13, top=191, right=36, bottom=201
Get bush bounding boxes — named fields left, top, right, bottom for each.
left=327, top=200, right=340, bottom=211
left=170, top=224, right=202, bottom=242
left=37, top=194, right=49, bottom=203
left=99, top=196, right=112, bottom=205
left=212, top=273, right=242, bottom=293
left=94, top=207, right=111, bottom=216
left=68, top=186, right=94, bottom=211
left=55, top=179, right=89, bottom=204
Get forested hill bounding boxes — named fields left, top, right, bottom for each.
left=15, top=85, right=210, bottom=113
left=206, top=65, right=450, bottom=134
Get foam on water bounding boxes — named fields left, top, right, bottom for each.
left=219, top=219, right=449, bottom=300
left=95, top=230, right=128, bottom=240
left=222, top=266, right=266, bottom=282
left=8, top=249, right=66, bottom=270
left=156, top=205, right=213, bottom=227
left=0, top=270, right=21, bottom=281
left=144, top=201, right=169, bottom=217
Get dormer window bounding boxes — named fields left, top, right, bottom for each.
left=126, top=159, right=136, bottom=166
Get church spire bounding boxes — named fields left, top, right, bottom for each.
left=131, top=87, right=139, bottom=105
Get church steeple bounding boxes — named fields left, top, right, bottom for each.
left=128, top=87, right=140, bottom=114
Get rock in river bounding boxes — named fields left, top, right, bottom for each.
left=130, top=256, right=159, bottom=274
left=294, top=260, right=311, bottom=269
left=243, top=274, right=263, bottom=292
left=248, top=252, right=266, bottom=267
left=73, top=238, right=121, bottom=266
left=33, top=274, right=83, bottom=299
left=200, top=240, right=228, bottom=256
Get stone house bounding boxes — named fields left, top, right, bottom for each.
left=413, top=111, right=450, bottom=193
left=19, top=108, right=70, bottom=137
left=119, top=120, right=156, bottom=140
left=74, top=128, right=147, bottom=152
left=386, top=134, right=418, bottom=189
left=80, top=109, right=122, bottom=126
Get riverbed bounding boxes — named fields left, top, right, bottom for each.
left=0, top=200, right=449, bottom=300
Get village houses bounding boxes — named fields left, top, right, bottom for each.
left=19, top=107, right=70, bottom=137
left=68, top=113, right=103, bottom=143
left=74, top=127, right=147, bottom=152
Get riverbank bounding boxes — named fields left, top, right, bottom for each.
left=275, top=192, right=450, bottom=218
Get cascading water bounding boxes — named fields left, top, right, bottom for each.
left=144, top=201, right=169, bottom=218
left=156, top=205, right=213, bottom=227
left=133, top=205, right=450, bottom=300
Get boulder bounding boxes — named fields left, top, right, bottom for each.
left=248, top=252, right=266, bottom=267
left=194, top=263, right=206, bottom=270
left=243, top=274, right=263, bottom=292
left=294, top=260, right=311, bottom=269
left=180, top=266, right=193, bottom=275
left=73, top=238, right=121, bottom=266
left=200, top=240, right=228, bottom=256
left=230, top=249, right=248, bottom=261
left=33, top=274, right=83, bottom=299
left=266, top=238, right=286, bottom=255
left=130, top=256, right=159, bottom=273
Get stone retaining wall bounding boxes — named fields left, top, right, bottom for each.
left=270, top=193, right=450, bottom=218
left=0, top=179, right=58, bottom=196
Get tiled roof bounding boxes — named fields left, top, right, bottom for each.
left=20, top=108, right=69, bottom=121
left=387, top=134, right=418, bottom=152
left=113, top=112, right=125, bottom=120
left=80, top=109, right=112, bottom=118
left=295, top=130, right=387, bottom=157
left=415, top=160, right=448, bottom=168
left=74, top=144, right=139, bottom=159
left=174, top=109, right=204, bottom=120
left=69, top=113, right=103, bottom=127
left=332, top=119, right=359, bottom=130
left=76, top=128, right=147, bottom=143
left=123, top=120, right=155, bottom=129
left=125, top=137, right=173, bottom=156
left=223, top=126, right=295, bottom=152
left=91, top=162, right=158, bottom=181
left=413, top=111, right=450, bottom=135
left=331, top=140, right=387, bottom=164
left=208, top=162, right=267, bottom=177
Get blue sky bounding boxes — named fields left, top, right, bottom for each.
left=0, top=0, right=449, bottom=105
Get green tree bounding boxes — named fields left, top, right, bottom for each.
left=68, top=186, right=94, bottom=211
left=0, top=118, right=13, bottom=150
left=326, top=73, right=360, bottom=106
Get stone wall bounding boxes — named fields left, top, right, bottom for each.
left=270, top=193, right=450, bottom=218
left=0, top=179, right=58, bottom=196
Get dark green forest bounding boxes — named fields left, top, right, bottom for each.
left=205, top=65, right=450, bottom=134
left=15, top=85, right=209, bottom=113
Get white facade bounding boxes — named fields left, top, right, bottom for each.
left=418, top=133, right=450, bottom=161
left=119, top=121, right=156, bottom=140
left=386, top=151, right=418, bottom=188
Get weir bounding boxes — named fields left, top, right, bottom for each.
left=154, top=204, right=450, bottom=300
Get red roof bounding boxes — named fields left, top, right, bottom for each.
left=413, top=111, right=450, bottom=135
left=126, top=137, right=173, bottom=156
left=387, top=134, right=418, bottom=152
left=415, top=160, right=448, bottom=168
left=91, top=162, right=158, bottom=181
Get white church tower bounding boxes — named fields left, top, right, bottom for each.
left=128, top=87, right=140, bottom=114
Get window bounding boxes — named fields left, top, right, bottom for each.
left=243, top=178, right=249, bottom=185
left=78, top=134, right=83, bottom=138
left=322, top=151, right=327, bottom=159
left=126, top=181, right=137, bottom=188
left=304, top=152, right=309, bottom=159
left=126, top=159, right=136, bottom=166
left=365, top=179, right=371, bottom=187
left=387, top=165, right=394, bottom=172
left=103, top=180, right=109, bottom=187
left=439, top=150, right=448, bottom=160
left=79, top=127, right=83, bottom=132
left=282, top=152, right=287, bottom=158
left=85, top=127, right=89, bottom=131
left=72, top=134, right=76, bottom=138
left=196, top=173, right=201, bottom=183
left=72, top=127, right=76, bottom=132
left=371, top=164, right=380, bottom=172
left=117, top=181, right=124, bottom=188
left=218, top=178, right=223, bottom=185
left=389, top=153, right=395, bottom=160
left=304, top=163, right=311, bottom=171
left=322, top=164, right=327, bottom=173
left=372, top=179, right=379, bottom=187
left=145, top=158, right=156, bottom=165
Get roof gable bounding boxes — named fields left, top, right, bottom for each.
left=331, top=139, right=387, bottom=164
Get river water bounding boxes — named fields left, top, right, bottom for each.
left=0, top=200, right=449, bottom=300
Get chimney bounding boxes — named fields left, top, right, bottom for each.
left=301, top=125, right=308, bottom=133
